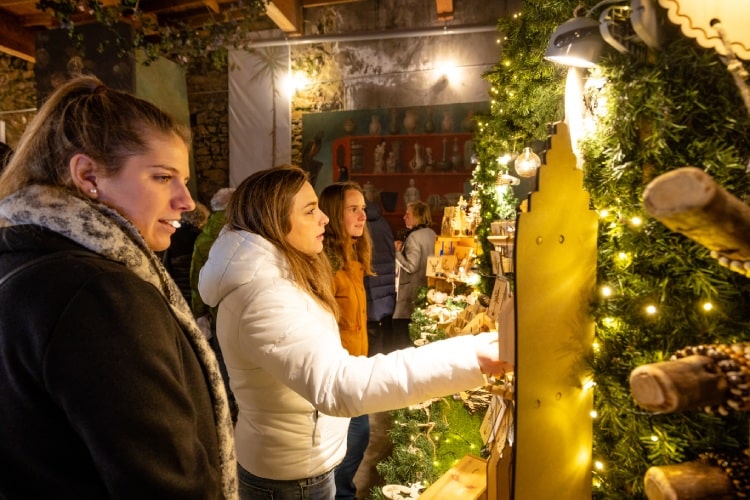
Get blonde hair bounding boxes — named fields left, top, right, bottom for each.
left=226, top=165, right=338, bottom=315
left=319, top=182, right=373, bottom=275
left=407, top=200, right=432, bottom=226
left=0, top=75, right=190, bottom=200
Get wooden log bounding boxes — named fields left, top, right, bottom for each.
left=629, top=355, right=729, bottom=413
left=642, top=166, right=750, bottom=261
left=644, top=461, right=735, bottom=500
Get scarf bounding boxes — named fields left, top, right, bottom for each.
left=402, top=223, right=430, bottom=252
left=0, top=185, right=238, bottom=499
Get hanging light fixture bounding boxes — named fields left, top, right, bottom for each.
left=544, top=15, right=606, bottom=68
left=514, top=147, right=542, bottom=177
left=544, top=0, right=662, bottom=68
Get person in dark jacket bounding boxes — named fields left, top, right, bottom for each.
left=164, top=201, right=210, bottom=305
left=364, top=199, right=396, bottom=355
left=0, top=76, right=236, bottom=499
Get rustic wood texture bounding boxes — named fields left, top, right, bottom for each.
left=644, top=461, right=735, bottom=500
left=419, top=454, right=487, bottom=500
left=643, top=166, right=750, bottom=261
left=629, top=355, right=730, bottom=413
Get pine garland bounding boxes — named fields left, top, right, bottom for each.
left=470, top=1, right=750, bottom=498
left=471, top=1, right=570, bottom=293
left=581, top=29, right=750, bottom=500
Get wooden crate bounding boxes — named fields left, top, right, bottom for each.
left=419, top=454, right=487, bottom=500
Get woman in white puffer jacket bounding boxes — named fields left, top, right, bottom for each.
left=198, top=165, right=510, bottom=500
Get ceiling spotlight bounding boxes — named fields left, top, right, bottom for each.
left=544, top=16, right=606, bottom=68
left=545, top=0, right=661, bottom=68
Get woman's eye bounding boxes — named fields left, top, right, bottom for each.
left=155, top=175, right=172, bottom=183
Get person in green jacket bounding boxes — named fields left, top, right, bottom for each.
left=190, top=186, right=237, bottom=421
left=191, top=187, right=235, bottom=321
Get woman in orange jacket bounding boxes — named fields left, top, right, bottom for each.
left=319, top=181, right=373, bottom=499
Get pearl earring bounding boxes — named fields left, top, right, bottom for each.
left=89, top=188, right=97, bottom=195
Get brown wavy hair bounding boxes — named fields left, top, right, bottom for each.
left=319, top=181, right=373, bottom=275
left=0, top=75, right=191, bottom=200
left=225, top=165, right=338, bottom=315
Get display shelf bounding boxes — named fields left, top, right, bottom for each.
left=333, top=133, right=475, bottom=235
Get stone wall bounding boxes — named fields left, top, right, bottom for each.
left=0, top=53, right=36, bottom=149
left=186, top=61, right=230, bottom=207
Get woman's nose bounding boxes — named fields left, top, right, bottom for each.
left=176, top=183, right=195, bottom=211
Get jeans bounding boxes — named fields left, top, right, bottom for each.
left=334, top=414, right=370, bottom=499
left=238, top=463, right=336, bottom=500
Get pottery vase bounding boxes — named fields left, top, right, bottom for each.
left=369, top=115, right=381, bottom=136
left=440, top=111, right=454, bottom=132
left=403, top=110, right=418, bottom=134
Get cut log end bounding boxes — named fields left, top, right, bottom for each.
left=629, top=365, right=678, bottom=413
left=644, top=462, right=735, bottom=500
left=629, top=356, right=727, bottom=414
left=643, top=167, right=714, bottom=218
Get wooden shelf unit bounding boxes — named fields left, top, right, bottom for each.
left=332, top=132, right=475, bottom=236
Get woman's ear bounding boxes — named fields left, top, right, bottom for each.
left=69, top=153, right=100, bottom=198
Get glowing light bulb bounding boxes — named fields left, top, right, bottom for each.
left=599, top=209, right=609, bottom=218
left=515, top=147, right=541, bottom=177
left=630, top=216, right=642, bottom=226
left=594, top=460, right=604, bottom=471
left=703, top=302, right=714, bottom=312
left=601, top=285, right=612, bottom=297
left=645, top=305, right=657, bottom=315
left=650, top=435, right=658, bottom=442
left=590, top=410, right=598, bottom=418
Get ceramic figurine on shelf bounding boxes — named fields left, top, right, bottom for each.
left=386, top=151, right=397, bottom=173
left=451, top=137, right=463, bottom=170
left=408, top=143, right=425, bottom=172
left=437, top=137, right=451, bottom=171
left=424, top=146, right=434, bottom=173
left=404, top=178, right=420, bottom=205
left=373, top=140, right=386, bottom=173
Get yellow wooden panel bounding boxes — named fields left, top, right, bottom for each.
left=511, top=122, right=597, bottom=499
left=420, top=454, right=487, bottom=500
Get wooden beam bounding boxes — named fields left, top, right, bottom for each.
left=0, top=9, right=35, bottom=61
left=203, top=0, right=220, bottom=13
left=266, top=0, right=301, bottom=34
left=435, top=0, right=453, bottom=21
left=301, top=0, right=365, bottom=7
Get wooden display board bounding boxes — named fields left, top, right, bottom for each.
left=508, top=122, right=598, bottom=499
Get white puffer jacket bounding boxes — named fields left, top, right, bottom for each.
left=198, top=230, right=486, bottom=481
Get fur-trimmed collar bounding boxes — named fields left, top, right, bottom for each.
left=0, top=185, right=238, bottom=498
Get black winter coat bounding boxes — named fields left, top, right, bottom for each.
left=364, top=201, right=396, bottom=322
left=0, top=225, right=224, bottom=499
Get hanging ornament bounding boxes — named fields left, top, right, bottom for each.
left=514, top=147, right=542, bottom=177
